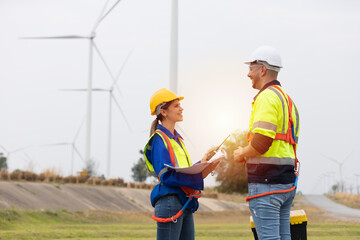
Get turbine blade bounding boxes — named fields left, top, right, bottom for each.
left=111, top=94, right=132, bottom=133
left=0, top=144, right=8, bottom=154
left=114, top=84, right=122, bottom=97
left=91, top=0, right=112, bottom=33
left=73, top=145, right=84, bottom=162
left=98, top=0, right=122, bottom=24
left=10, top=145, right=33, bottom=153
left=112, top=49, right=133, bottom=95
left=19, top=35, right=89, bottom=39
left=23, top=152, right=35, bottom=163
left=73, top=118, right=85, bottom=144
left=115, top=49, right=133, bottom=82
left=59, top=88, right=108, bottom=92
left=321, top=154, right=340, bottom=165
left=40, top=143, right=70, bottom=147
left=93, top=41, right=116, bottom=82
left=342, top=147, right=356, bottom=165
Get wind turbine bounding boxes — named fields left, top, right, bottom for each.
left=321, top=150, right=354, bottom=192
left=0, top=144, right=34, bottom=170
left=39, top=117, right=85, bottom=175
left=60, top=50, right=133, bottom=178
left=20, top=0, right=123, bottom=165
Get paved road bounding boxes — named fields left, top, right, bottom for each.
left=305, top=194, right=360, bottom=218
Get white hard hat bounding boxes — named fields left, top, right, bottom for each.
left=245, top=46, right=282, bottom=71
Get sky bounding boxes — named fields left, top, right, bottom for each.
left=1, top=0, right=360, bottom=194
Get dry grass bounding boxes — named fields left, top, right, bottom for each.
left=327, top=192, right=360, bottom=209
left=0, top=169, right=155, bottom=190
left=202, top=187, right=247, bottom=202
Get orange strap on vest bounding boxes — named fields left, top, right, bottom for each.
left=152, top=130, right=201, bottom=223
left=245, top=85, right=299, bottom=202
left=269, top=85, right=299, bottom=172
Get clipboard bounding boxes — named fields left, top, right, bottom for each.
left=164, top=150, right=225, bottom=174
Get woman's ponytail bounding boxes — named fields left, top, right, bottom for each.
left=149, top=101, right=171, bottom=137
left=150, top=117, right=159, bottom=137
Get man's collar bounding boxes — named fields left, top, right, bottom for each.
left=253, top=80, right=281, bottom=101
left=157, top=124, right=183, bottom=139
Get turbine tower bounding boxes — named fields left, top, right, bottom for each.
left=170, top=0, right=178, bottom=94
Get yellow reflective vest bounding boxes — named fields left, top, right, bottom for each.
left=144, top=130, right=192, bottom=179
left=247, top=83, right=300, bottom=184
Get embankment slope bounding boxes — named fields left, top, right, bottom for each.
left=0, top=182, right=247, bottom=212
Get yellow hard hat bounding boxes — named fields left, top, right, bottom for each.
left=150, top=88, right=184, bottom=115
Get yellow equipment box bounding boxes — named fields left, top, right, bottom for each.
left=250, top=209, right=307, bottom=240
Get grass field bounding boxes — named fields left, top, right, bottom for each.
left=0, top=208, right=359, bottom=240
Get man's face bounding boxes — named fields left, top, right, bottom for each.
left=247, top=63, right=262, bottom=90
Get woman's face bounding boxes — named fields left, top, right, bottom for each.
left=161, top=99, right=183, bottom=123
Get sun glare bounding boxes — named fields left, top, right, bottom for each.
left=217, top=114, right=234, bottom=133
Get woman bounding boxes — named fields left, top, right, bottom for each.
left=144, top=88, right=216, bottom=240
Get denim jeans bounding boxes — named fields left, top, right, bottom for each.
left=248, top=183, right=296, bottom=240
left=154, top=195, right=194, bottom=240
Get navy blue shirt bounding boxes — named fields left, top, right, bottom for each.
left=146, top=125, right=204, bottom=211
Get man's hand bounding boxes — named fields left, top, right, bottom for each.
left=233, top=146, right=246, bottom=162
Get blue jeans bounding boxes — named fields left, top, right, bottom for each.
left=248, top=183, right=296, bottom=240
left=154, top=195, right=194, bottom=240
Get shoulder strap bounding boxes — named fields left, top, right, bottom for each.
left=155, top=130, right=176, bottom=167
left=268, top=85, right=299, bottom=172
left=268, top=85, right=296, bottom=145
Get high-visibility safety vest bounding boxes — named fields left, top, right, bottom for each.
left=145, top=130, right=192, bottom=177
left=245, top=84, right=300, bottom=201
left=144, top=129, right=201, bottom=223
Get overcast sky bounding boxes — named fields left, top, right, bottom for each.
left=1, top=0, right=360, bottom=194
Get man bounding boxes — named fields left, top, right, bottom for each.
left=233, top=46, right=300, bottom=240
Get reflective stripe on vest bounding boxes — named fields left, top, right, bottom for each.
left=252, top=121, right=277, bottom=132
left=247, top=156, right=295, bottom=166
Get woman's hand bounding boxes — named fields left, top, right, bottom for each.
left=201, top=146, right=218, bottom=163
left=202, top=161, right=220, bottom=179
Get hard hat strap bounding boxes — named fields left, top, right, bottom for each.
left=155, top=102, right=167, bottom=116
left=257, top=60, right=281, bottom=72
